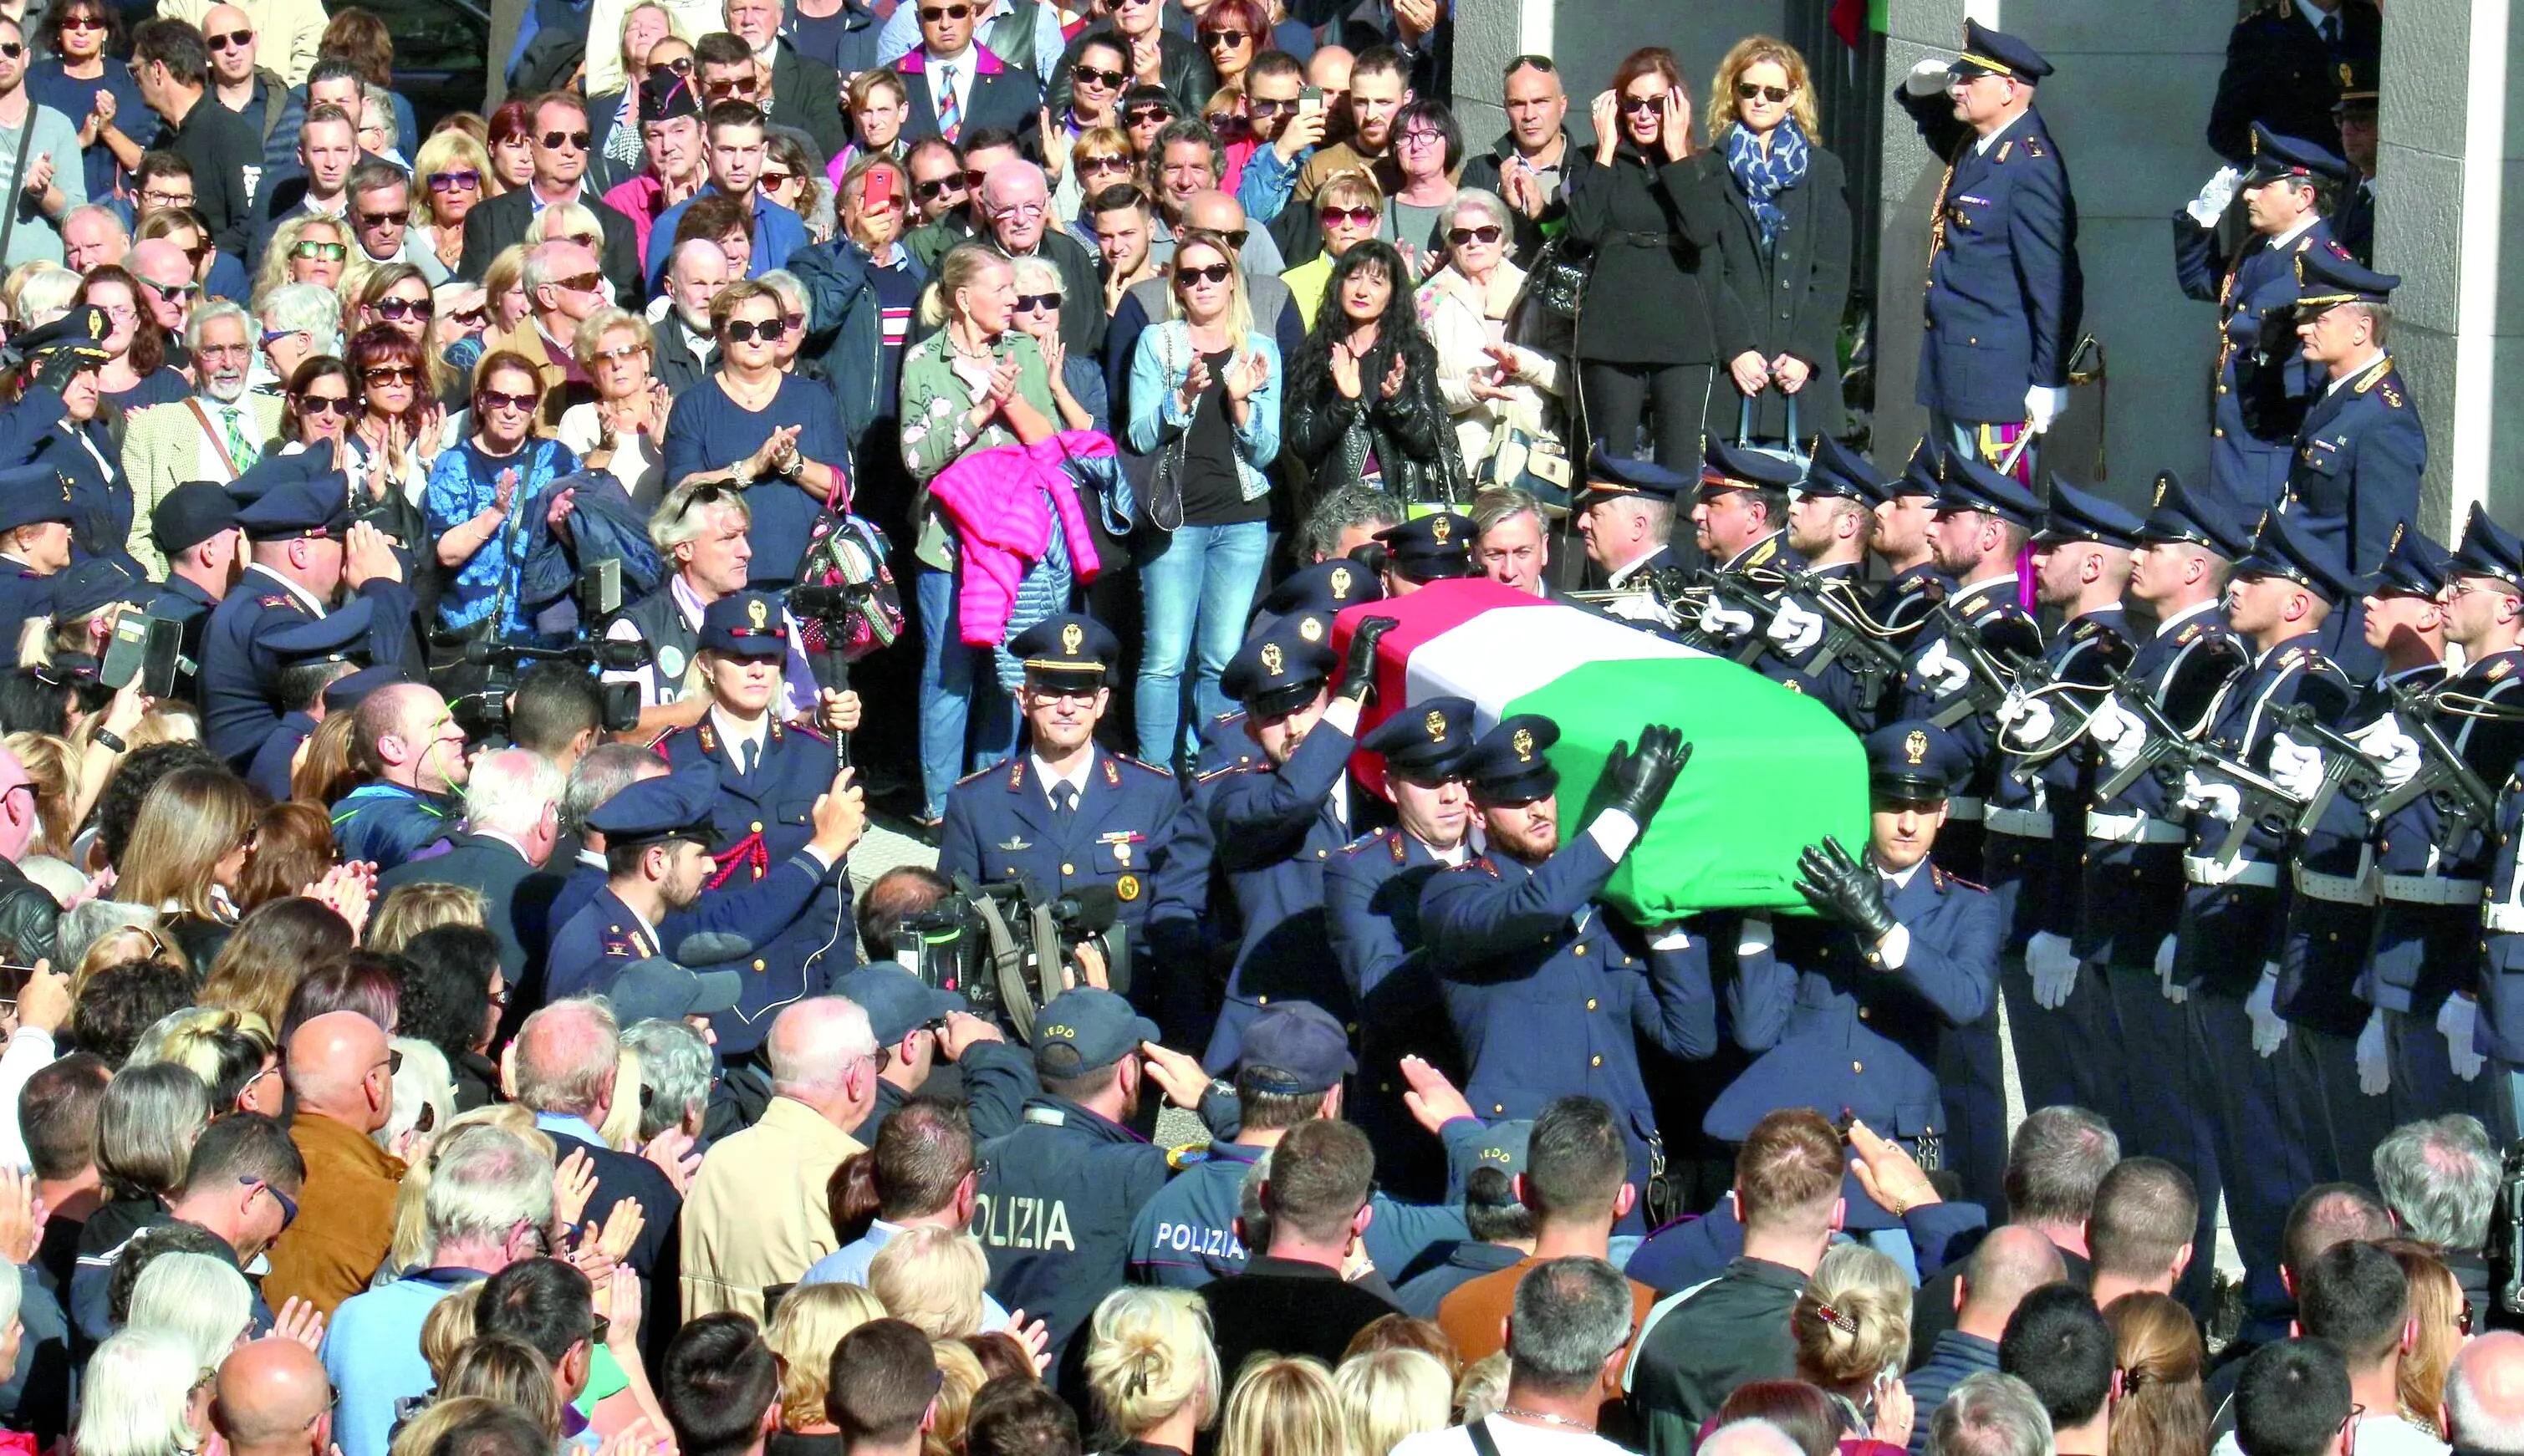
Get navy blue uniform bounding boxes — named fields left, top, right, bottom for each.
left=1327, top=825, right=1471, bottom=1200
left=329, top=782, right=456, bottom=870
left=1756, top=562, right=1876, bottom=730
left=2473, top=766, right=2524, bottom=1138
left=2205, top=0, right=2381, bottom=165
left=938, top=747, right=1177, bottom=930
left=657, top=715, right=859, bottom=1053
left=201, top=567, right=414, bottom=767
left=1900, top=94, right=2083, bottom=429
left=2175, top=217, right=2351, bottom=517
left=1124, top=1133, right=1476, bottom=1288
left=542, top=855, right=833, bottom=1009
left=2285, top=356, right=2424, bottom=677
left=0, top=384, right=138, bottom=577
left=1143, top=712, right=1252, bottom=1046
left=246, top=710, right=314, bottom=803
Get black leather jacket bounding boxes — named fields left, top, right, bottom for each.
left=0, top=861, right=59, bottom=965
left=1283, top=354, right=1464, bottom=507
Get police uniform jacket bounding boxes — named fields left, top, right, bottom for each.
left=975, top=1094, right=1173, bottom=1387
left=862, top=1037, right=1037, bottom=1145
left=659, top=714, right=859, bottom=1051
left=2205, top=0, right=2382, bottom=165
left=1417, top=827, right=1721, bottom=1173
left=938, top=748, right=1176, bottom=931
left=2337, top=178, right=2374, bottom=267
left=1124, top=1138, right=1473, bottom=1289
left=1899, top=94, right=2083, bottom=425
left=1326, top=826, right=1458, bottom=1004
left=1326, top=824, right=1471, bottom=1202
left=542, top=840, right=835, bottom=1016
left=1705, top=859, right=2000, bottom=1145
left=143, top=574, right=219, bottom=706
left=2175, top=216, right=2350, bottom=512
left=2286, top=354, right=2424, bottom=585
left=1142, top=713, right=1252, bottom=1011
left=2472, top=769, right=2524, bottom=1061
left=1894, top=575, right=2042, bottom=817
left=245, top=709, right=314, bottom=802
left=329, top=782, right=456, bottom=872
left=1757, top=560, right=1876, bottom=730
left=0, top=384, right=140, bottom=577
left=202, top=565, right=417, bottom=767
left=1870, top=563, right=1958, bottom=731
left=1986, top=608, right=2133, bottom=947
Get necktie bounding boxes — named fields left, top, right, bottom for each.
left=2320, top=13, right=2340, bottom=45
left=1053, top=783, right=1078, bottom=817
left=222, top=405, right=260, bottom=473
left=939, top=64, right=961, bottom=143
left=740, top=739, right=759, bottom=776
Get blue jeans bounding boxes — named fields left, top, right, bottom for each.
left=915, top=565, right=1016, bottom=817
left=1135, top=520, right=1269, bottom=766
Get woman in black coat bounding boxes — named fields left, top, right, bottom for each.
left=1566, top=47, right=1721, bottom=471
left=1690, top=37, right=1853, bottom=443
left=1283, top=239, right=1460, bottom=506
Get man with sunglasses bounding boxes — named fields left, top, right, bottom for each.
left=343, top=158, right=432, bottom=277
left=874, top=0, right=1062, bottom=87
left=130, top=19, right=260, bottom=257
left=891, top=0, right=1042, bottom=149
left=713, top=0, right=849, bottom=161
left=181, top=4, right=300, bottom=177
left=1457, top=54, right=1589, bottom=255
left=1228, top=50, right=1316, bottom=227
left=157, top=1113, right=305, bottom=1321
left=458, top=92, right=645, bottom=303
left=640, top=99, right=807, bottom=288
left=904, top=126, right=1018, bottom=267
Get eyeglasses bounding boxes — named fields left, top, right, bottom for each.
left=588, top=1316, right=611, bottom=1347
left=451, top=307, right=488, bottom=328
left=478, top=387, right=538, bottom=413
left=553, top=272, right=606, bottom=295
left=1080, top=153, right=1132, bottom=174
left=1174, top=262, right=1231, bottom=287
left=762, top=170, right=798, bottom=187
left=0, top=42, right=26, bottom=58
left=1073, top=63, right=1124, bottom=89
left=1012, top=292, right=1061, bottom=313
left=1448, top=223, right=1503, bottom=246
left=1618, top=94, right=1665, bottom=115
left=427, top=169, right=482, bottom=191
left=140, top=188, right=194, bottom=208
left=704, top=76, right=757, bottom=97
left=652, top=54, right=693, bottom=74
left=293, top=240, right=348, bottom=260
left=142, top=277, right=201, bottom=303
left=1736, top=80, right=1792, bottom=104
left=1200, top=28, right=1250, bottom=46
left=178, top=242, right=210, bottom=264
left=1125, top=105, right=1175, bottom=126
left=540, top=130, right=593, bottom=150
left=594, top=342, right=647, bottom=364
left=373, top=296, right=433, bottom=321
left=1319, top=205, right=1376, bottom=227
left=911, top=175, right=965, bottom=201
left=294, top=393, right=354, bottom=416
left=2458, top=1304, right=2478, bottom=1335
left=563, top=231, right=599, bottom=250
left=723, top=317, right=788, bottom=343
left=991, top=197, right=1048, bottom=221
left=99, top=302, right=137, bottom=323
left=60, top=15, right=105, bottom=30
left=362, top=365, right=418, bottom=385
left=917, top=3, right=969, bottom=17
left=1397, top=128, right=1446, bottom=150
left=242, top=1176, right=299, bottom=1230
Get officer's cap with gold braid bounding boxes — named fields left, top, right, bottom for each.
left=699, top=592, right=788, bottom=659
left=1374, top=512, right=1476, bottom=582
left=2297, top=247, right=2398, bottom=313
left=1221, top=618, right=1334, bottom=717
left=1360, top=694, right=1476, bottom=781
left=1702, top=435, right=1803, bottom=495
left=1894, top=438, right=1946, bottom=501
left=1949, top=20, right=2052, bottom=84
left=13, top=306, right=112, bottom=369
left=234, top=470, right=348, bottom=540
left=1009, top=612, right=1118, bottom=687
left=1864, top=719, right=1966, bottom=803
left=1935, top=447, right=2042, bottom=530
left=2333, top=55, right=2377, bottom=113
left=1583, top=445, right=1689, bottom=503
left=2358, top=524, right=2452, bottom=600
left=2034, top=473, right=2143, bottom=551
left=2244, top=122, right=2351, bottom=186
left=1803, top=433, right=1889, bottom=506
left=2235, top=509, right=2354, bottom=605
left=2139, top=471, right=2253, bottom=559
left=1461, top=712, right=1561, bottom=805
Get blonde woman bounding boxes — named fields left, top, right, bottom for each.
left=2102, top=1291, right=2206, bottom=1456
left=414, top=128, right=492, bottom=277
left=419, top=1279, right=486, bottom=1383
left=1084, top=1287, right=1219, bottom=1456
left=481, top=243, right=533, bottom=335
left=925, top=1338, right=989, bottom=1456
left=1216, top=1355, right=1354, bottom=1456
left=115, top=766, right=261, bottom=970
left=6, top=262, right=79, bottom=332
left=1788, top=1243, right=1915, bottom=1449
left=127, top=1006, right=283, bottom=1117
left=126, top=1252, right=256, bottom=1371
left=2, top=731, right=78, bottom=859
left=253, top=214, right=352, bottom=311
left=78, top=1326, right=209, bottom=1456
left=557, top=305, right=671, bottom=510
left=1335, top=1348, right=1452, bottom=1456
left=867, top=1223, right=991, bottom=1337
left=764, top=1282, right=887, bottom=1445
left=369, top=882, right=489, bottom=952
left=380, top=1036, right=456, bottom=1163
left=2381, top=1240, right=2465, bottom=1443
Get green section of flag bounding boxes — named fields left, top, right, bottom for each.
left=1870, top=0, right=1889, bottom=30
left=1503, top=657, right=1869, bottom=919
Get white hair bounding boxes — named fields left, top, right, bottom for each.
left=767, top=996, right=877, bottom=1096
left=527, top=201, right=604, bottom=248
left=184, top=299, right=252, bottom=355
left=463, top=748, right=563, bottom=839
left=377, top=1037, right=455, bottom=1154
left=2449, top=1334, right=2524, bottom=1454
left=128, top=1251, right=255, bottom=1372
left=1700, top=1422, right=1803, bottom=1456
left=12, top=265, right=81, bottom=330
left=423, top=1125, right=557, bottom=1251
left=259, top=283, right=344, bottom=357
left=79, top=1326, right=207, bottom=1456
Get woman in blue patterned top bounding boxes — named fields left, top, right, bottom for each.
left=422, top=349, right=579, bottom=644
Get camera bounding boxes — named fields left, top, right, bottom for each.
left=895, top=875, right=1129, bottom=1043
left=448, top=637, right=654, bottom=739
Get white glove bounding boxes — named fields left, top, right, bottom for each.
left=2246, top=963, right=2288, bottom=1057
left=1914, top=638, right=1972, bottom=696
left=2156, top=933, right=2187, bottom=1005
left=2179, top=770, right=2241, bottom=822
left=2356, top=718, right=2422, bottom=791
left=1767, top=598, right=1824, bottom=656
left=1905, top=56, right=1953, bottom=97
left=2026, top=930, right=2078, bottom=1010
left=2267, top=732, right=2327, bottom=803
left=1697, top=598, right=1756, bottom=641
left=2355, top=1008, right=2391, bottom=1096
left=2185, top=165, right=2243, bottom=227
left=2440, top=993, right=2486, bottom=1082
left=2089, top=696, right=2144, bottom=770
left=2025, top=385, right=2068, bottom=433
left=1997, top=691, right=2056, bottom=745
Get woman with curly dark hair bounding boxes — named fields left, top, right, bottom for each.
left=1283, top=238, right=1456, bottom=505
left=395, top=923, right=502, bottom=1108
left=344, top=325, right=441, bottom=547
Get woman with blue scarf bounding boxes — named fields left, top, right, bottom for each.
left=1690, top=37, right=1853, bottom=443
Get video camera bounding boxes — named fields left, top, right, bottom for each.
left=449, top=559, right=652, bottom=739
left=895, top=874, right=1129, bottom=1044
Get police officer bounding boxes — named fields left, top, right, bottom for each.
left=141, top=480, right=244, bottom=702
left=2264, top=526, right=2453, bottom=1187
left=2287, top=246, right=2424, bottom=681
left=1369, top=513, right=1477, bottom=598
left=242, top=598, right=374, bottom=802
left=974, top=985, right=1210, bottom=1397
left=2169, top=510, right=2355, bottom=1329
left=1705, top=720, right=2000, bottom=1186
left=1898, top=21, right=2082, bottom=463
left=1416, top=712, right=1715, bottom=1215
left=2174, top=123, right=2356, bottom=520
left=1201, top=613, right=1396, bottom=1071
left=199, top=468, right=418, bottom=768
left=604, top=484, right=829, bottom=740
left=2333, top=59, right=2379, bottom=267
left=1250, top=557, right=1384, bottom=644
left=655, top=593, right=869, bottom=1055
left=0, top=464, right=75, bottom=639
left=0, top=308, right=134, bottom=578
left=2205, top=0, right=2380, bottom=165
left=1573, top=451, right=1688, bottom=608
left=1328, top=694, right=1479, bottom=1199
left=938, top=613, right=1177, bottom=939
left=1865, top=440, right=1962, bottom=690
left=1686, top=437, right=1805, bottom=654
left=1762, top=434, right=1895, bottom=727
left=1123, top=1000, right=1474, bottom=1287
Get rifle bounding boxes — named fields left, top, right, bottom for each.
left=2265, top=701, right=2387, bottom=837
left=2115, top=671, right=2306, bottom=863
left=1780, top=568, right=1910, bottom=703
left=1921, top=605, right=2043, bottom=730
left=2363, top=682, right=2500, bottom=859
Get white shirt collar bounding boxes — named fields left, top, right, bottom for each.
left=2297, top=0, right=2341, bottom=33
left=1972, top=109, right=2029, bottom=156
left=2267, top=216, right=2318, bottom=251
left=2326, top=349, right=2389, bottom=397
left=1879, top=858, right=1925, bottom=890
left=709, top=704, right=769, bottom=761
left=1030, top=751, right=1093, bottom=807
left=2156, top=597, right=2222, bottom=632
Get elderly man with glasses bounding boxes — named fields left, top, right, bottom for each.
left=973, top=156, right=1102, bottom=355
left=483, top=239, right=609, bottom=431
left=121, top=301, right=286, bottom=545
left=458, top=91, right=645, bottom=301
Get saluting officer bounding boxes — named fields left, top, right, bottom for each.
left=1987, top=478, right=2139, bottom=1123
left=1706, top=720, right=1999, bottom=1186
left=140, top=480, right=243, bottom=703
left=0, top=465, right=74, bottom=649
left=1328, top=694, right=1479, bottom=1199
left=1370, top=513, right=1478, bottom=598
left=655, top=592, right=867, bottom=1056
left=2169, top=511, right=2355, bottom=1330
left=1200, top=613, right=1395, bottom=1071
left=2264, top=527, right=2452, bottom=1186
left=2287, top=246, right=2425, bottom=681
left=1898, top=21, right=2083, bottom=461
left=1865, top=440, right=1961, bottom=686
left=1685, top=437, right=1806, bottom=653
left=2173, top=123, right=2356, bottom=519
left=2205, top=0, right=2380, bottom=166
left=938, top=613, right=1177, bottom=934
left=1757, top=434, right=1884, bottom=728
left=199, top=467, right=418, bottom=768
left=1415, top=713, right=1715, bottom=1214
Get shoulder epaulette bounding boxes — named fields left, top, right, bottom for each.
left=1934, top=866, right=1989, bottom=893
left=2022, top=135, right=2046, bottom=159
left=257, top=595, right=290, bottom=609
left=1115, top=754, right=1176, bottom=780
left=1461, top=855, right=1499, bottom=878
left=954, top=764, right=997, bottom=787
left=788, top=722, right=832, bottom=744
left=1166, top=1143, right=1210, bottom=1172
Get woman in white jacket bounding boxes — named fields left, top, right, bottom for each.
left=1415, top=187, right=1573, bottom=476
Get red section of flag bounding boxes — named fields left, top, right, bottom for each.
left=1831, top=0, right=1864, bottom=47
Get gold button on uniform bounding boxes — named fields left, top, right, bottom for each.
left=1573, top=944, right=1588, bottom=957
left=750, top=821, right=763, bottom=832
left=1852, top=1061, right=1864, bottom=1073
left=1590, top=1055, right=1603, bottom=1067
left=1257, top=995, right=1269, bottom=1005
left=752, top=959, right=766, bottom=970
left=1585, top=999, right=1599, bottom=1011
left=1060, top=863, right=1074, bottom=876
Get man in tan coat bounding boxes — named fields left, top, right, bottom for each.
left=680, top=996, right=880, bottom=1321
left=263, top=1011, right=403, bottom=1316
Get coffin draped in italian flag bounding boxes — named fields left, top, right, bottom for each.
left=1333, top=578, right=1868, bottom=919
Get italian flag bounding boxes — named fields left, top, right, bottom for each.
left=1334, top=578, right=1868, bottom=919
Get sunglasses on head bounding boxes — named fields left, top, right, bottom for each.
left=373, top=296, right=433, bottom=321
left=912, top=175, right=965, bottom=200
left=364, top=364, right=417, bottom=384
left=1736, top=80, right=1791, bottom=104
left=1073, top=63, right=1125, bottom=89
left=540, top=129, right=592, bottom=150
left=564, top=231, right=599, bottom=250
left=1448, top=223, right=1503, bottom=246
left=206, top=28, right=252, bottom=48
left=1200, top=27, right=1249, bottom=46
left=723, top=316, right=788, bottom=343
left=1174, top=261, right=1231, bottom=287
left=359, top=208, right=410, bottom=228
left=478, top=387, right=538, bottom=413
left=427, top=169, right=482, bottom=191
left=295, top=392, right=354, bottom=416
left=1012, top=292, right=1062, bottom=313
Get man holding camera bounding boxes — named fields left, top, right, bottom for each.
left=938, top=613, right=1178, bottom=941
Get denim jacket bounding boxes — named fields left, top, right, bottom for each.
left=1125, top=319, right=1282, bottom=501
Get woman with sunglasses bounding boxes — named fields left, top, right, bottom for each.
left=1009, top=255, right=1104, bottom=435
left=1696, top=36, right=1849, bottom=443
left=254, top=215, right=351, bottom=308
left=1281, top=167, right=1380, bottom=328
left=1059, top=125, right=1133, bottom=240
left=424, top=349, right=581, bottom=649
left=70, top=265, right=187, bottom=412
left=278, top=356, right=357, bottom=458
left=433, top=281, right=492, bottom=381
left=1567, top=45, right=1720, bottom=474
left=344, top=324, right=443, bottom=548
left=486, top=99, right=538, bottom=195
left=1118, top=85, right=1179, bottom=160
left=558, top=305, right=669, bottom=510
left=1285, top=238, right=1451, bottom=501
left=762, top=134, right=831, bottom=245
left=27, top=0, right=141, bottom=202
left=1124, top=229, right=1281, bottom=768
left=660, top=278, right=849, bottom=591
left=353, top=264, right=463, bottom=406
left=1417, top=186, right=1570, bottom=480
left=413, top=128, right=492, bottom=278
left=1043, top=34, right=1128, bottom=214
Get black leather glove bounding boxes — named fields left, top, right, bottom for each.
left=1602, top=724, right=1691, bottom=824
left=1336, top=615, right=1399, bottom=705
left=32, top=347, right=85, bottom=395
left=1796, top=835, right=1900, bottom=943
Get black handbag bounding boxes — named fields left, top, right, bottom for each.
left=1524, top=233, right=1593, bottom=320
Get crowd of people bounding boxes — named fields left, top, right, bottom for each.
left=0, top=0, right=2486, bottom=1453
